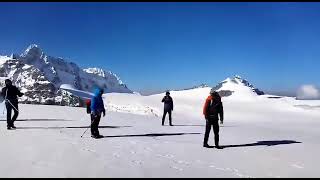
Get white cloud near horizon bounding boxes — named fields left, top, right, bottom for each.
left=296, top=85, right=320, bottom=100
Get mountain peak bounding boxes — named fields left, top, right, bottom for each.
left=234, top=75, right=242, bottom=79
left=83, top=67, right=125, bottom=85
left=20, top=44, right=44, bottom=58
left=214, top=75, right=264, bottom=96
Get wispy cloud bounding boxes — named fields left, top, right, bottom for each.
left=296, top=85, right=320, bottom=100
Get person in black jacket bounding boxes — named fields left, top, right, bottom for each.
left=1, top=79, right=24, bottom=129
left=202, top=89, right=224, bottom=149
left=161, top=91, right=174, bottom=126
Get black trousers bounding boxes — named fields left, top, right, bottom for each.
left=5, top=101, right=19, bottom=127
left=90, top=113, right=101, bottom=136
left=162, top=109, right=172, bottom=125
left=203, top=118, right=219, bottom=146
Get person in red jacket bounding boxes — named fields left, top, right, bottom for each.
left=202, top=89, right=224, bottom=148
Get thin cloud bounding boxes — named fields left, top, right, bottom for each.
left=296, top=85, right=320, bottom=100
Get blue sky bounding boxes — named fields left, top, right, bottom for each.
left=0, top=2, right=319, bottom=95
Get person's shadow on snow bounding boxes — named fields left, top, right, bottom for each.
left=218, top=140, right=302, bottom=149
left=101, top=132, right=201, bottom=138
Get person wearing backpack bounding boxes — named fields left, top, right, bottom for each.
left=161, top=91, right=174, bottom=126
left=202, top=89, right=224, bottom=148
left=90, top=88, right=106, bottom=139
left=1, top=79, right=24, bottom=130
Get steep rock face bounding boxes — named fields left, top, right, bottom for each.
left=0, top=59, right=56, bottom=104
left=18, top=45, right=132, bottom=93
left=0, top=44, right=133, bottom=106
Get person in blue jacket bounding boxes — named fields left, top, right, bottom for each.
left=90, top=88, right=106, bottom=138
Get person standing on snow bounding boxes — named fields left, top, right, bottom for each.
left=90, top=88, right=106, bottom=139
left=202, top=89, right=224, bottom=149
left=161, top=91, right=174, bottom=126
left=1, top=79, right=24, bottom=130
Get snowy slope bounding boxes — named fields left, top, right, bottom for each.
left=0, top=88, right=319, bottom=177
left=60, top=75, right=299, bottom=118
left=101, top=75, right=266, bottom=118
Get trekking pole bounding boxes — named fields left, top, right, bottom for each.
left=3, top=89, right=19, bottom=112
left=3, top=89, right=8, bottom=114
left=81, top=116, right=95, bottom=138
left=6, top=99, right=19, bottom=112
left=2, top=102, right=5, bottom=115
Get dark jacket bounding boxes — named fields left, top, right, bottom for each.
left=90, top=89, right=105, bottom=115
left=1, top=85, right=23, bottom=102
left=203, top=94, right=223, bottom=121
left=162, top=95, right=173, bottom=111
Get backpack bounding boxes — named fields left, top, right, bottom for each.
left=86, top=99, right=91, bottom=114
left=207, top=95, right=221, bottom=116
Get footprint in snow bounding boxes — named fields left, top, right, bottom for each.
left=215, top=167, right=227, bottom=171
left=144, top=147, right=152, bottom=152
left=131, top=160, right=143, bottom=165
left=170, top=166, right=183, bottom=171
left=82, top=148, right=96, bottom=153
left=291, top=164, right=304, bottom=169
left=157, top=154, right=174, bottom=159
left=174, top=160, right=191, bottom=166
left=113, top=153, right=120, bottom=158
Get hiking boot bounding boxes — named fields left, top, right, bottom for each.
left=11, top=125, right=16, bottom=129
left=7, top=126, right=12, bottom=130
left=96, top=134, right=103, bottom=138
left=92, top=134, right=103, bottom=139
left=91, top=135, right=98, bottom=139
left=203, top=143, right=210, bottom=148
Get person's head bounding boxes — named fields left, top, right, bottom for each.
left=99, top=89, right=104, bottom=95
left=5, top=79, right=12, bottom=87
left=210, top=88, right=221, bottom=100
left=166, top=91, right=170, bottom=96
left=94, top=87, right=104, bottom=97
left=209, top=88, right=216, bottom=96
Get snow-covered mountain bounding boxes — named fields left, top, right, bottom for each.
left=211, top=75, right=264, bottom=98
left=169, top=75, right=264, bottom=100
left=0, top=44, right=132, bottom=105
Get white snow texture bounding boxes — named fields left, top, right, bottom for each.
left=0, top=75, right=319, bottom=177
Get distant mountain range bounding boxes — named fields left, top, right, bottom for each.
left=0, top=44, right=132, bottom=105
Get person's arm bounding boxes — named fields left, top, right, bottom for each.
left=102, top=97, right=106, bottom=117
left=90, top=97, right=96, bottom=114
left=161, top=97, right=165, bottom=102
left=16, top=87, right=24, bottom=97
left=219, top=102, right=224, bottom=124
left=170, top=97, right=173, bottom=111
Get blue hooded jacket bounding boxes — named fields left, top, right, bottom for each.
left=90, top=88, right=105, bottom=114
